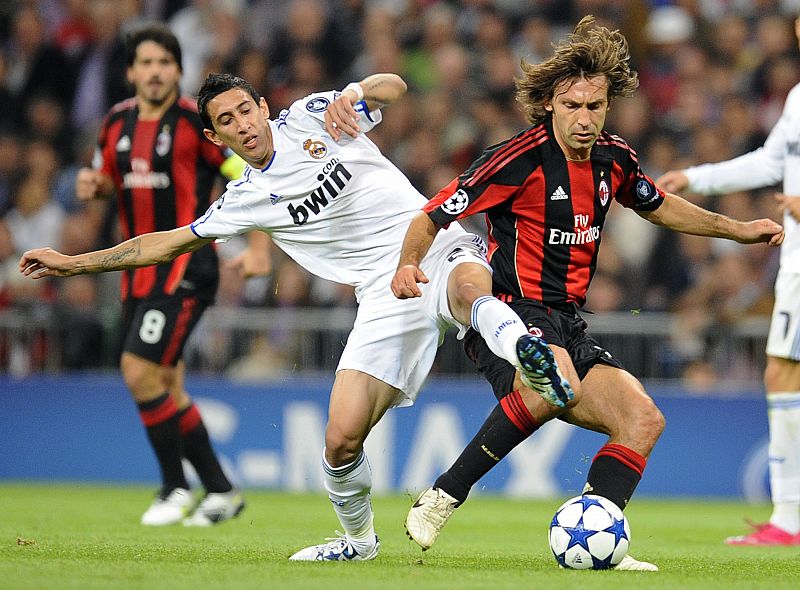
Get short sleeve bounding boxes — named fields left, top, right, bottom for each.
left=190, top=181, right=257, bottom=241
left=292, top=91, right=383, bottom=134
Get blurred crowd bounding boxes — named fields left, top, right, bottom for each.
left=1, top=0, right=798, bottom=382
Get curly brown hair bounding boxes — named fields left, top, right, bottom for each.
left=515, top=15, right=639, bottom=125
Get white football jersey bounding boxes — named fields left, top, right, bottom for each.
left=684, top=82, right=800, bottom=273
left=191, top=91, right=466, bottom=293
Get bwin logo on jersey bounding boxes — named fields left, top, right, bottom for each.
left=440, top=189, right=469, bottom=215
left=288, top=159, right=351, bottom=225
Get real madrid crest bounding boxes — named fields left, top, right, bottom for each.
left=303, top=138, right=327, bottom=159
left=156, top=125, right=172, bottom=156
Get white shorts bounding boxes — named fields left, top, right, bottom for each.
left=766, top=270, right=800, bottom=361
left=337, top=231, right=491, bottom=407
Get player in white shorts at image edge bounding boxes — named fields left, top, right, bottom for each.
left=659, top=15, right=800, bottom=545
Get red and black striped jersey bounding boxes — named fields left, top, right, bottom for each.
left=96, top=96, right=228, bottom=300
left=424, top=115, right=664, bottom=308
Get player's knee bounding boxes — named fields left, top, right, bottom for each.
left=763, top=357, right=797, bottom=392
left=452, top=279, right=481, bottom=306
left=449, top=280, right=486, bottom=323
left=324, top=427, right=364, bottom=467
left=120, top=358, right=156, bottom=398
left=626, top=397, right=665, bottom=451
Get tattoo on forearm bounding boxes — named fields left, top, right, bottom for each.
left=98, top=239, right=142, bottom=270
left=363, top=80, right=387, bottom=94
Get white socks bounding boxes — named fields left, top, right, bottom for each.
left=471, top=296, right=529, bottom=366
left=767, top=392, right=800, bottom=534
left=323, top=449, right=376, bottom=551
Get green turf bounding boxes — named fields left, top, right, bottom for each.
left=1, top=483, right=798, bottom=590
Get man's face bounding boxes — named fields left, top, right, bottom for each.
left=546, top=76, right=610, bottom=160
left=203, top=88, right=272, bottom=168
left=127, top=40, right=181, bottom=107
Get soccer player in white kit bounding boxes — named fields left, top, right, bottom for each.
left=658, top=14, right=800, bottom=547
left=19, top=72, right=573, bottom=560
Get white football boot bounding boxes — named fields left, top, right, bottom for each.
left=557, top=553, right=658, bottom=571
left=289, top=534, right=380, bottom=561
left=405, top=487, right=461, bottom=550
left=140, top=488, right=194, bottom=526
left=183, top=489, right=245, bottom=526
left=612, top=554, right=659, bottom=571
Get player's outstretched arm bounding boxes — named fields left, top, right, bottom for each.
left=392, top=211, right=438, bottom=299
left=326, top=73, right=408, bottom=140
left=20, top=226, right=212, bottom=279
left=638, top=192, right=784, bottom=246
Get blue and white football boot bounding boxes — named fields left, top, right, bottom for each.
left=289, top=533, right=380, bottom=561
left=516, top=334, right=574, bottom=408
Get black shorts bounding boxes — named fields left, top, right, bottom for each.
left=120, top=292, right=210, bottom=366
left=464, top=299, right=624, bottom=400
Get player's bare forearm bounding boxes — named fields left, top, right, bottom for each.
left=398, top=212, right=439, bottom=268
left=20, top=226, right=211, bottom=279
left=358, top=73, right=407, bottom=109
left=327, top=73, right=408, bottom=140
left=392, top=212, right=438, bottom=299
left=640, top=193, right=784, bottom=245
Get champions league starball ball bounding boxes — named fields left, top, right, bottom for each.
left=548, top=495, right=630, bottom=570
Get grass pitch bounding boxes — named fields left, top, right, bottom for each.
left=1, top=483, right=798, bottom=590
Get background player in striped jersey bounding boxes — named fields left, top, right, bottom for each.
left=19, top=70, right=558, bottom=562
left=394, top=15, right=784, bottom=570
left=657, top=14, right=800, bottom=547
left=75, top=24, right=269, bottom=527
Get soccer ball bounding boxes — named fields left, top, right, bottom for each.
left=548, top=494, right=630, bottom=570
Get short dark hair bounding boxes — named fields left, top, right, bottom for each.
left=125, top=24, right=183, bottom=72
left=197, top=73, right=261, bottom=130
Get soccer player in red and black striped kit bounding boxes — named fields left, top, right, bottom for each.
left=395, top=16, right=784, bottom=570
left=76, top=24, right=269, bottom=526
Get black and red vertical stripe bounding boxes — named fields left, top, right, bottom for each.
left=424, top=116, right=664, bottom=308
left=98, top=97, right=225, bottom=301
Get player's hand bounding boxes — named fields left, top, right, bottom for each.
left=737, top=218, right=784, bottom=246
left=656, top=170, right=689, bottom=193
left=75, top=167, right=101, bottom=201
left=391, top=265, right=429, bottom=299
left=225, top=247, right=272, bottom=279
left=325, top=91, right=361, bottom=141
left=775, top=193, right=800, bottom=223
left=19, top=248, right=76, bottom=279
